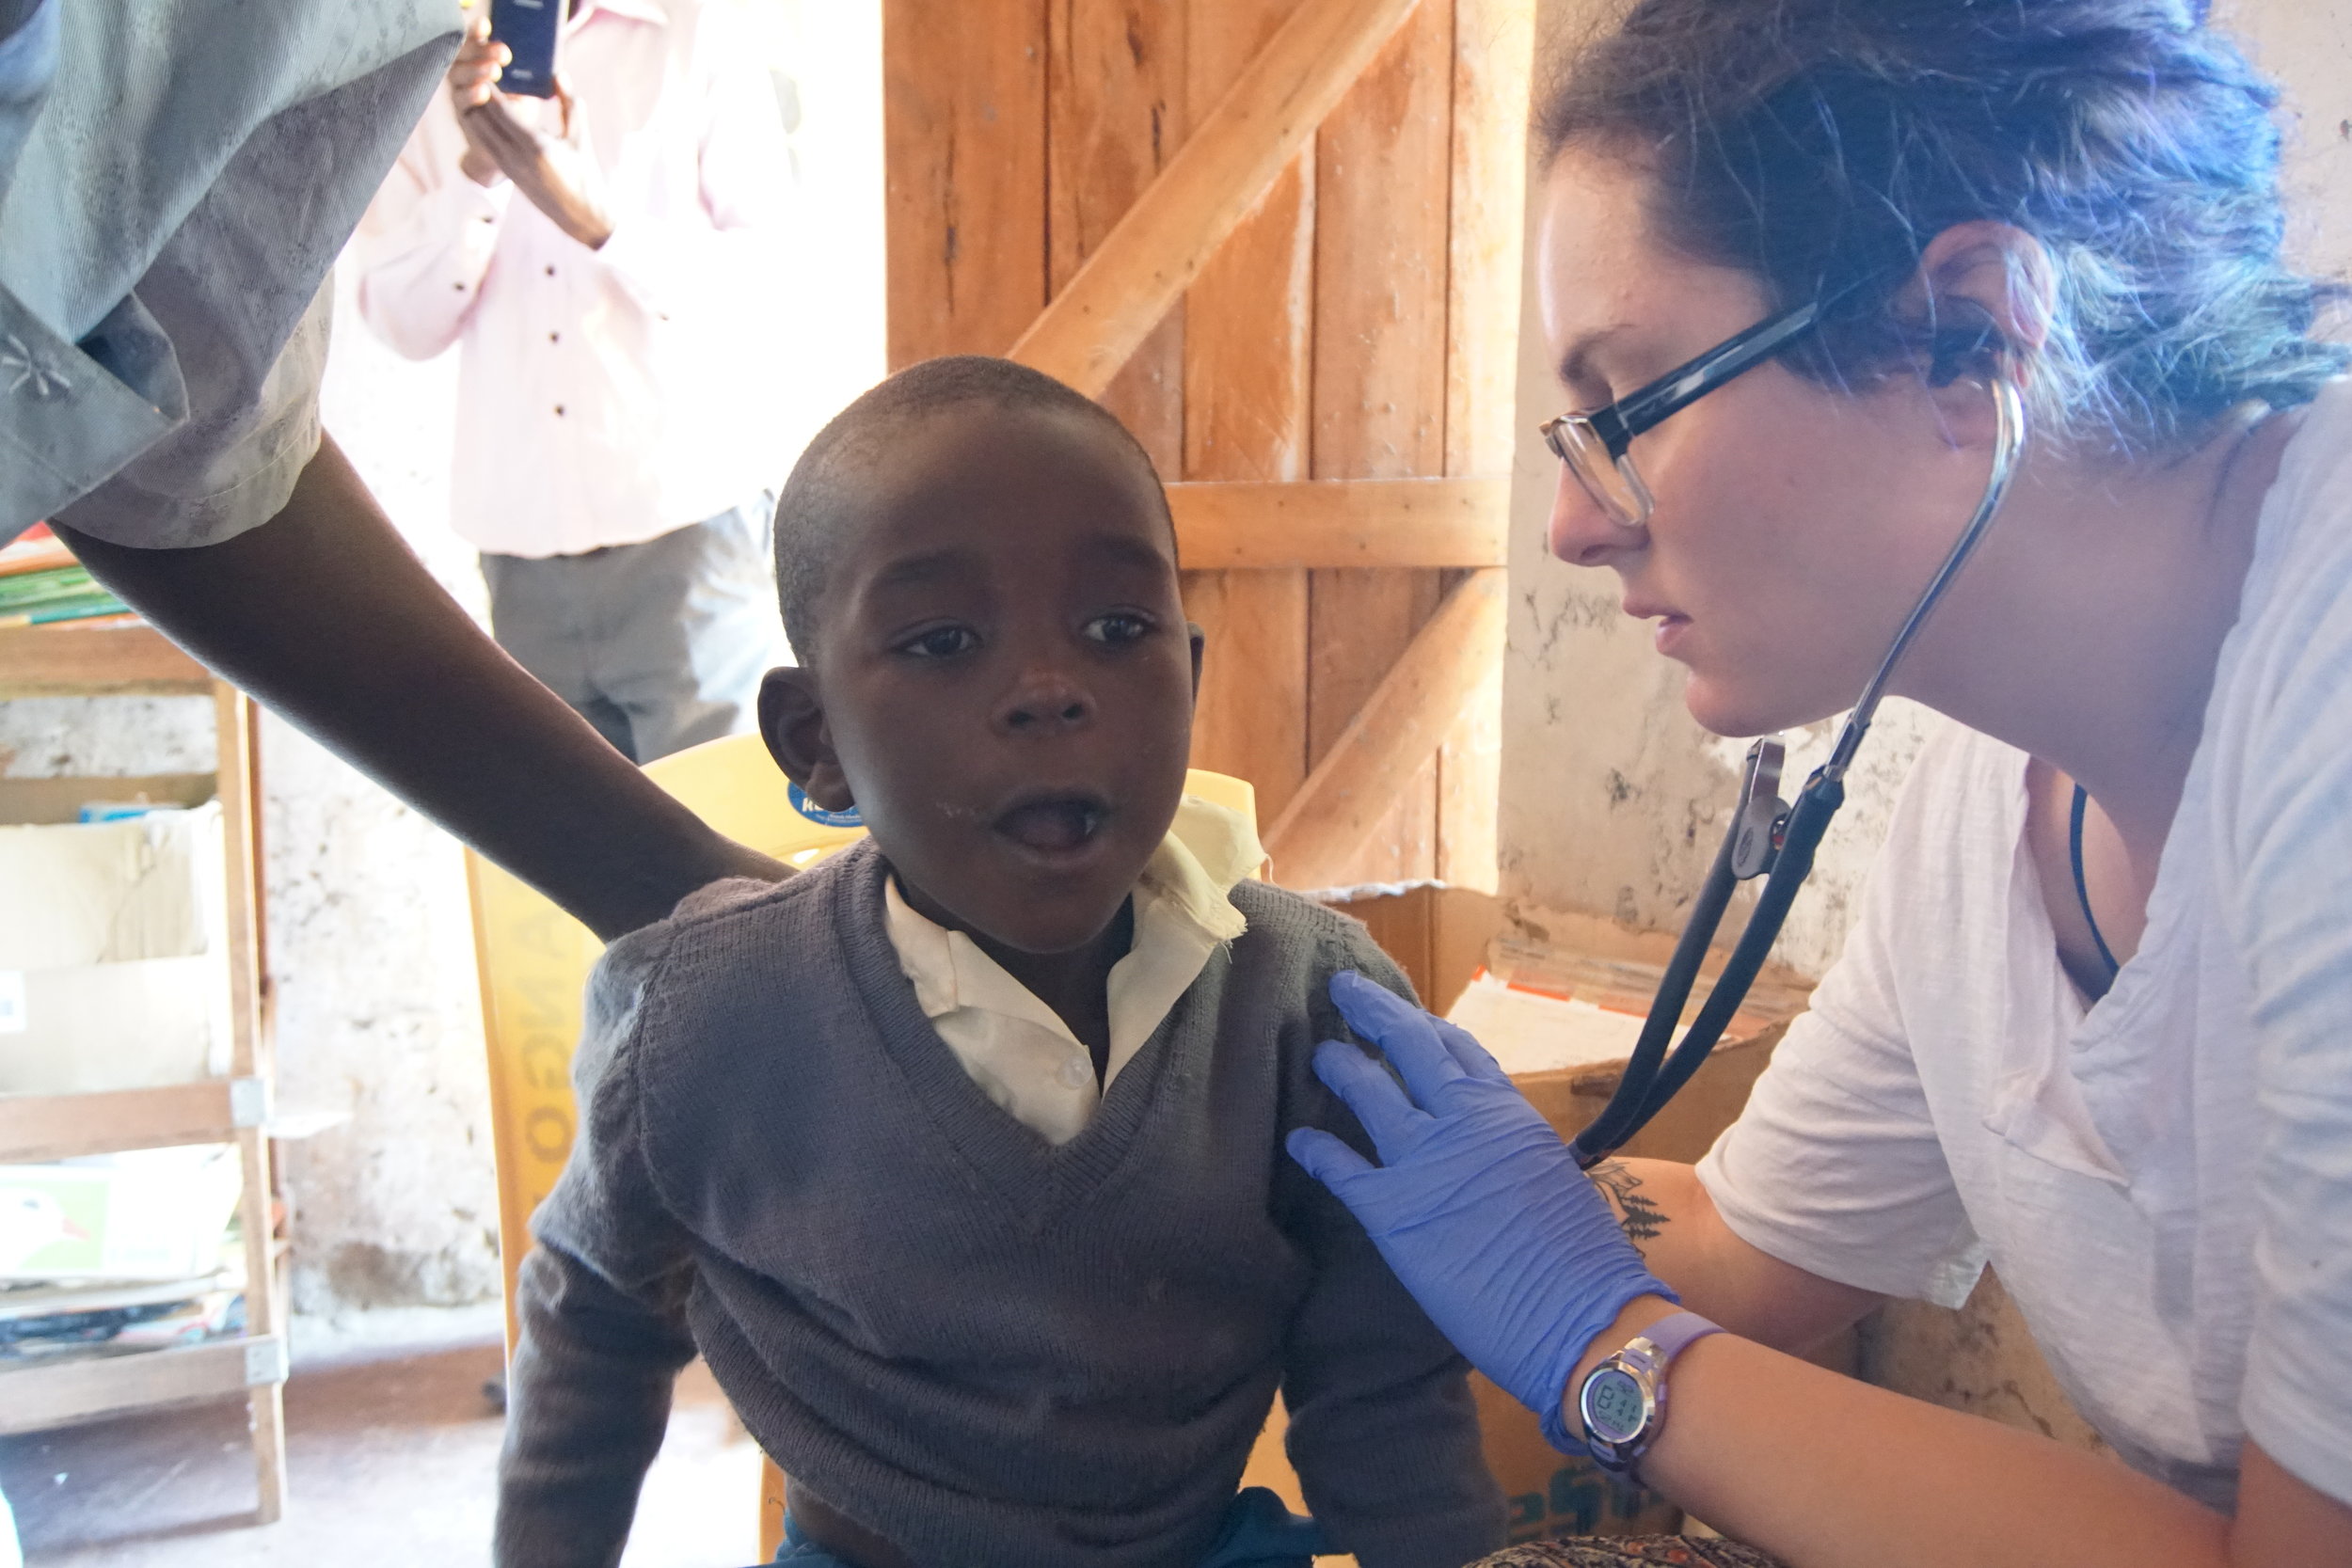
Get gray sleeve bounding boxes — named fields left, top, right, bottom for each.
left=39, top=22, right=453, bottom=547
left=1276, top=930, right=1507, bottom=1568
left=0, top=0, right=54, bottom=204
left=495, top=926, right=700, bottom=1568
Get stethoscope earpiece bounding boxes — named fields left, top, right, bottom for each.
left=1927, top=320, right=2009, bottom=388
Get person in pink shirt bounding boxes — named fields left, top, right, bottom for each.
left=356, top=0, right=793, bottom=763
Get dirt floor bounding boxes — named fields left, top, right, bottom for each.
left=0, top=1307, right=768, bottom=1566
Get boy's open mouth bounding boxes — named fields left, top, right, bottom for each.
left=992, top=790, right=1109, bottom=855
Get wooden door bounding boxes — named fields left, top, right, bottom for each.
left=883, top=0, right=1529, bottom=893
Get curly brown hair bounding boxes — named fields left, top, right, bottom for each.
left=1535, top=0, right=2346, bottom=451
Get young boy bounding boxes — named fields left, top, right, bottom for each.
left=495, top=357, right=1505, bottom=1568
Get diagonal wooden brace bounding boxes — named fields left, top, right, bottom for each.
left=1009, top=0, right=1424, bottom=397
left=1263, top=567, right=1505, bottom=891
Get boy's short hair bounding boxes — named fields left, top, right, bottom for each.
left=771, top=356, right=1175, bottom=665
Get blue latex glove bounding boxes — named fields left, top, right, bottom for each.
left=1287, top=970, right=1676, bottom=1450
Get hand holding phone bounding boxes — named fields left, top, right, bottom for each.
left=449, top=15, right=511, bottom=182
left=485, top=0, right=563, bottom=98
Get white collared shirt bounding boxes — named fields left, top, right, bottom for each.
left=0, top=0, right=460, bottom=547
left=882, top=798, right=1263, bottom=1148
left=352, top=0, right=790, bottom=557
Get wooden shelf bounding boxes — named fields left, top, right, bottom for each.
left=0, top=642, right=287, bottom=1520
left=0, top=1078, right=266, bottom=1164
left=0, top=1334, right=287, bottom=1437
left=0, top=624, right=211, bottom=698
left=0, top=771, right=217, bottom=826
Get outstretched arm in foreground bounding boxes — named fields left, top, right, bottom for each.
left=58, top=436, right=783, bottom=940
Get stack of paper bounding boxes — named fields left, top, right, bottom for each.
left=1443, top=970, right=1651, bottom=1076
left=0, top=804, right=233, bottom=1094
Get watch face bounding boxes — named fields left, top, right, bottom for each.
left=1583, top=1366, right=1648, bottom=1443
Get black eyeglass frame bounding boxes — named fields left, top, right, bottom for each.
left=1540, top=289, right=1848, bottom=526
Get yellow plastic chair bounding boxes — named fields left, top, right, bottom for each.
left=469, top=734, right=1262, bottom=1559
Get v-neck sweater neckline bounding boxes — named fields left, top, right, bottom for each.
left=829, top=841, right=1216, bottom=1214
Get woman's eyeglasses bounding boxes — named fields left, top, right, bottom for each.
left=1539, top=294, right=1836, bottom=528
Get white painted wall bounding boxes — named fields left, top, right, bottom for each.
left=1499, top=0, right=2352, bottom=978
left=0, top=0, right=887, bottom=1313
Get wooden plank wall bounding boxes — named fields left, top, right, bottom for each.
left=1308, top=0, right=1453, bottom=882
left=882, top=2, right=1048, bottom=362
left=1438, top=0, right=1527, bottom=886
left=883, top=0, right=1526, bottom=892
left=1183, top=0, right=1316, bottom=830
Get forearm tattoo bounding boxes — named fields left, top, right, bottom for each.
left=1589, top=1160, right=1668, bottom=1254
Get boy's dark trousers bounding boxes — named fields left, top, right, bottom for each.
left=763, top=1487, right=1327, bottom=1568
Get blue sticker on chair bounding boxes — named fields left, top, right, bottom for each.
left=788, top=783, right=863, bottom=828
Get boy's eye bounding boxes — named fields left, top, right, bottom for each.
left=897, top=626, right=978, bottom=659
left=1083, top=612, right=1152, bottom=646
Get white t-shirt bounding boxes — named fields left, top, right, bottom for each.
left=1697, top=379, right=2352, bottom=1513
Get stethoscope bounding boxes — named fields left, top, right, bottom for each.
left=1567, top=372, right=2027, bottom=1167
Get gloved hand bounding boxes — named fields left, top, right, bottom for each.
left=1287, top=971, right=1675, bottom=1450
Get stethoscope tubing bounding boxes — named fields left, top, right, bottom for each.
left=1568, top=377, right=2027, bottom=1168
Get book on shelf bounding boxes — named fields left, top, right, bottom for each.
left=0, top=523, right=73, bottom=580
left=0, top=562, right=130, bottom=628
left=24, top=612, right=143, bottom=630
left=0, top=565, right=97, bottom=607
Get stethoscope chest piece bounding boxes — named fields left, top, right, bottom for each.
left=1727, top=738, right=1788, bottom=880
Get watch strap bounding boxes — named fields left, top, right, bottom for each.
left=1629, top=1309, right=1723, bottom=1369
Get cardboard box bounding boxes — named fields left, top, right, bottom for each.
left=1462, top=1012, right=1788, bottom=1547
left=0, top=1145, right=244, bottom=1283
left=1472, top=1372, right=1682, bottom=1544
left=1446, top=971, right=1648, bottom=1075
left=1237, top=1376, right=1677, bottom=1563
left=0, top=803, right=232, bottom=1094
left=0, top=956, right=230, bottom=1095
left=1324, top=883, right=1806, bottom=1166
left=0, top=804, right=224, bottom=968
left=1318, top=881, right=1503, bottom=1018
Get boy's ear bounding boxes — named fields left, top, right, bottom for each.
left=1186, top=622, right=1204, bottom=707
left=759, top=666, right=855, bottom=812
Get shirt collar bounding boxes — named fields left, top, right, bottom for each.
left=1136, top=796, right=1258, bottom=944
left=882, top=794, right=1261, bottom=1025
left=569, top=0, right=667, bottom=32
left=882, top=877, right=1073, bottom=1036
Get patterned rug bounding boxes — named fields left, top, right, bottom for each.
left=1470, top=1537, right=1781, bottom=1568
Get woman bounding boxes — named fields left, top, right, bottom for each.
left=1288, top=2, right=2352, bottom=1563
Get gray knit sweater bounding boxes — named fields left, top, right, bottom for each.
left=495, top=840, right=1503, bottom=1568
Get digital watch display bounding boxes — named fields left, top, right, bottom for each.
left=1583, top=1365, right=1651, bottom=1442
left=1577, top=1311, right=1724, bottom=1476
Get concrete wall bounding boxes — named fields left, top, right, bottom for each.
left=0, top=1, right=885, bottom=1315
left=282, top=285, right=505, bottom=1312
left=1500, top=0, right=2352, bottom=980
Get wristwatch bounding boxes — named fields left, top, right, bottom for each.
left=1578, top=1310, right=1724, bottom=1476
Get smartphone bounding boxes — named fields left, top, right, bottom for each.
left=487, top=0, right=562, bottom=98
